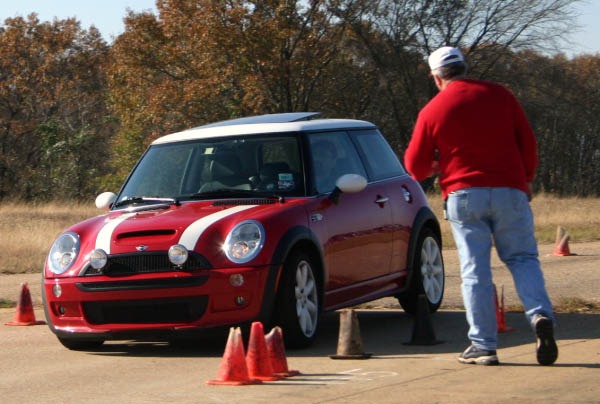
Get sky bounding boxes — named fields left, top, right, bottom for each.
left=1, top=0, right=599, bottom=57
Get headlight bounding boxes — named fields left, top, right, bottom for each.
left=48, top=232, right=80, bottom=274
left=223, top=220, right=265, bottom=264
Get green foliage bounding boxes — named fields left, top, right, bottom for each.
left=0, top=298, right=16, bottom=308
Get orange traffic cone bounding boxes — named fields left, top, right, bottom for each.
left=553, top=227, right=572, bottom=256
left=206, top=327, right=261, bottom=386
left=5, top=283, right=45, bottom=326
left=246, top=322, right=282, bottom=381
left=494, top=285, right=514, bottom=333
left=265, top=326, right=300, bottom=377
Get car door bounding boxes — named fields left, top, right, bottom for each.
left=349, top=129, right=414, bottom=277
left=306, top=131, right=393, bottom=295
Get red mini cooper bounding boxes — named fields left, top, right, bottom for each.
left=43, top=113, right=444, bottom=350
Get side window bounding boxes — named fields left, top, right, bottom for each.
left=349, top=129, right=406, bottom=180
left=308, top=131, right=367, bottom=193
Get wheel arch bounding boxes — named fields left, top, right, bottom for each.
left=404, top=206, right=442, bottom=289
left=258, top=226, right=325, bottom=323
left=271, top=226, right=325, bottom=297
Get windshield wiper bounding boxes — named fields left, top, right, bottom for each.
left=186, top=189, right=285, bottom=202
left=113, top=196, right=180, bottom=209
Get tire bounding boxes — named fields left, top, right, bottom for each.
left=398, top=227, right=444, bottom=314
left=274, top=250, right=321, bottom=348
left=57, top=337, right=105, bottom=351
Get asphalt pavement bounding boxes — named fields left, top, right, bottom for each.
left=1, top=241, right=599, bottom=403
left=1, top=306, right=599, bottom=404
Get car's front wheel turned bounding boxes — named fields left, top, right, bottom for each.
left=275, top=250, right=320, bottom=348
left=398, top=228, right=444, bottom=314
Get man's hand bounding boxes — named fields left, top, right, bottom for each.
left=527, top=182, right=533, bottom=201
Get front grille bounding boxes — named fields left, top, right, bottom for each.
left=76, top=276, right=209, bottom=292
left=83, top=252, right=212, bottom=277
left=82, top=296, right=208, bottom=324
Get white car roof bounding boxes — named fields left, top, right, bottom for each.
left=152, top=118, right=375, bottom=145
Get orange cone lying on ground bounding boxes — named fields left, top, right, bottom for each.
left=206, top=327, right=261, bottom=386
left=265, top=326, right=300, bottom=377
left=5, top=283, right=46, bottom=326
left=494, top=285, right=514, bottom=333
left=246, top=322, right=282, bottom=381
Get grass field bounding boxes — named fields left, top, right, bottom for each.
left=1, top=194, right=599, bottom=274
left=428, top=193, right=600, bottom=249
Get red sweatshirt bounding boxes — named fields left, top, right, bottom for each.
left=404, top=79, right=538, bottom=199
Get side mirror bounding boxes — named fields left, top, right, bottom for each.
left=336, top=174, right=367, bottom=193
left=329, top=174, right=368, bottom=204
left=95, top=192, right=117, bottom=209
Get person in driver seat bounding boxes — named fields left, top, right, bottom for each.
left=312, top=139, right=339, bottom=193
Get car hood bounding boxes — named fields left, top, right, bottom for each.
left=72, top=201, right=264, bottom=256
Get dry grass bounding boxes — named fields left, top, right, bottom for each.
left=0, top=195, right=599, bottom=274
left=445, top=297, right=600, bottom=313
left=427, top=193, right=600, bottom=249
left=554, top=297, right=600, bottom=313
left=0, top=201, right=98, bottom=274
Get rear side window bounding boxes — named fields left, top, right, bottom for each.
left=350, top=129, right=406, bottom=180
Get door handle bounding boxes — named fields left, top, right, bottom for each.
left=375, top=196, right=389, bottom=205
left=402, top=186, right=412, bottom=203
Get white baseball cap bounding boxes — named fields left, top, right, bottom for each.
left=428, top=46, right=465, bottom=71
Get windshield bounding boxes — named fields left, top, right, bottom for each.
left=116, top=134, right=305, bottom=204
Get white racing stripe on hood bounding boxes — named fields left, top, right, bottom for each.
left=95, top=212, right=137, bottom=254
left=179, top=205, right=257, bottom=251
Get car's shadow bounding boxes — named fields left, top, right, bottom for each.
left=89, top=310, right=600, bottom=366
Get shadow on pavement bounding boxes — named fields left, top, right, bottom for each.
left=87, top=310, right=600, bottom=360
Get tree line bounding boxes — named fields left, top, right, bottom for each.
left=0, top=0, right=597, bottom=200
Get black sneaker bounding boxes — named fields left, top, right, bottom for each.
left=458, top=345, right=499, bottom=366
left=534, top=315, right=558, bottom=365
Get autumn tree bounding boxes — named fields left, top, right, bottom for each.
left=504, top=51, right=600, bottom=195
left=0, top=14, right=112, bottom=200
left=326, top=0, right=583, bottom=149
left=107, top=0, right=378, bottom=185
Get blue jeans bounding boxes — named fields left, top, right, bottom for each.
left=446, top=187, right=554, bottom=351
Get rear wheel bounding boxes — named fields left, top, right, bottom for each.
left=274, top=250, right=321, bottom=348
left=398, top=228, right=444, bottom=314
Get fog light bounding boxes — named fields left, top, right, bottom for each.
left=235, top=296, right=246, bottom=306
left=58, top=305, right=66, bottom=315
left=229, top=274, right=244, bottom=287
left=89, top=249, right=107, bottom=270
left=53, top=284, right=62, bottom=298
left=168, top=244, right=188, bottom=266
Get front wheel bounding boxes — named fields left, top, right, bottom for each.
left=274, top=250, right=321, bottom=348
left=398, top=228, right=444, bottom=314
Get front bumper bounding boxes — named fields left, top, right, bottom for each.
left=43, top=265, right=277, bottom=339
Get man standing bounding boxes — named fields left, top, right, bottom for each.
left=404, top=46, right=558, bottom=366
